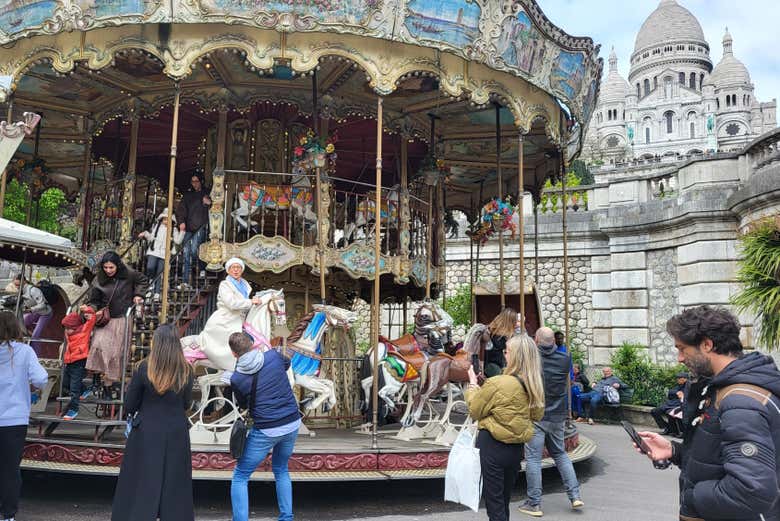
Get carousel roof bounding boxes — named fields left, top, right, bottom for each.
left=0, top=218, right=87, bottom=267
left=0, top=0, right=602, bottom=212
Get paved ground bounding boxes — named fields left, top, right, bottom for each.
left=19, top=423, right=679, bottom=520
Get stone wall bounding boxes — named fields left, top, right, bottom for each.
left=647, top=249, right=680, bottom=364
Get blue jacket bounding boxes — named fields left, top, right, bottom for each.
left=230, top=349, right=300, bottom=429
left=674, top=352, right=780, bottom=521
left=0, top=341, right=49, bottom=427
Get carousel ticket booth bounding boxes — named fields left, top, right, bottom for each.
left=1, top=0, right=601, bottom=480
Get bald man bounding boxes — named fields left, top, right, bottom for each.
left=519, top=327, right=583, bottom=517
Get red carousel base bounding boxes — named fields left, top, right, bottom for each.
left=21, top=425, right=594, bottom=481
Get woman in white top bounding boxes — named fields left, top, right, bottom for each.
left=182, top=258, right=262, bottom=370
left=138, top=209, right=184, bottom=299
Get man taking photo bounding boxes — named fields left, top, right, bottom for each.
left=637, top=306, right=780, bottom=521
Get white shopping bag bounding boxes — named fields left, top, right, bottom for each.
left=444, top=418, right=482, bottom=512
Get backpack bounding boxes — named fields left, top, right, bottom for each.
left=37, top=280, right=60, bottom=306
left=603, top=385, right=621, bottom=404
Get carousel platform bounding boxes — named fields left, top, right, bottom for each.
left=22, top=411, right=596, bottom=482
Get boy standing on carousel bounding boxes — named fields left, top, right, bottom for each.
left=60, top=305, right=97, bottom=420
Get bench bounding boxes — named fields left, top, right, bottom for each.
left=596, top=387, right=634, bottom=422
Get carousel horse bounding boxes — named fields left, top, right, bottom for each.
left=342, top=185, right=400, bottom=243
left=232, top=180, right=316, bottom=232
left=360, top=302, right=454, bottom=421
left=182, top=288, right=287, bottom=414
left=244, top=303, right=357, bottom=412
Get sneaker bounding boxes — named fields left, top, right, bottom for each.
left=518, top=501, right=543, bottom=517
left=571, top=498, right=585, bottom=509
left=80, top=387, right=94, bottom=400
left=63, top=410, right=78, bottom=421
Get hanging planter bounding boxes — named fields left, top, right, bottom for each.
left=292, top=129, right=338, bottom=172
left=466, top=196, right=517, bottom=245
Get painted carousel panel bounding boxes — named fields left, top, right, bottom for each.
left=403, top=0, right=481, bottom=50
left=191, top=0, right=386, bottom=28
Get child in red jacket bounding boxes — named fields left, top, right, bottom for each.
left=61, top=305, right=96, bottom=420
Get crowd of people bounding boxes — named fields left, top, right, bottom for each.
left=2, top=232, right=780, bottom=521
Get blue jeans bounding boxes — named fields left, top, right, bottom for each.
left=146, top=255, right=164, bottom=293
left=182, top=227, right=207, bottom=281
left=231, top=427, right=298, bottom=521
left=63, top=359, right=86, bottom=413
left=580, top=390, right=603, bottom=419
left=525, top=420, right=581, bottom=507
left=571, top=385, right=583, bottom=417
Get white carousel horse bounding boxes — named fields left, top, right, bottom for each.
left=244, top=303, right=357, bottom=413
left=232, top=179, right=316, bottom=232
left=343, top=185, right=400, bottom=244
left=182, top=289, right=287, bottom=415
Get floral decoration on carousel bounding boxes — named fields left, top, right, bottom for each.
left=292, top=129, right=338, bottom=174
left=467, top=197, right=517, bottom=245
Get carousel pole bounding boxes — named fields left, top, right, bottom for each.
left=0, top=95, right=14, bottom=216
left=160, top=84, right=181, bottom=324
left=560, top=131, right=572, bottom=419
left=495, top=103, right=505, bottom=309
left=534, top=195, right=539, bottom=290
left=25, top=114, right=42, bottom=227
left=79, top=131, right=93, bottom=250
left=518, top=132, right=525, bottom=323
left=425, top=114, right=436, bottom=300
left=469, top=193, right=475, bottom=323
left=119, top=114, right=140, bottom=251
left=371, top=97, right=383, bottom=450
left=313, top=72, right=327, bottom=303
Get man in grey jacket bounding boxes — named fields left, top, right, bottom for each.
left=519, top=327, right=583, bottom=517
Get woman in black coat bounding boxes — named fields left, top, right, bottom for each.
left=112, top=325, right=194, bottom=521
left=86, top=251, right=148, bottom=387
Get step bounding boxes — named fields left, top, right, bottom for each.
left=31, top=414, right=126, bottom=427
left=56, top=396, right=123, bottom=406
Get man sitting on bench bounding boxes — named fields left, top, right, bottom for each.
left=578, top=366, right=627, bottom=424
left=650, top=371, right=687, bottom=436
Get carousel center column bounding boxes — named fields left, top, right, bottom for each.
left=203, top=103, right=228, bottom=271
left=119, top=111, right=140, bottom=258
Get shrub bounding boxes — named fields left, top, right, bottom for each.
left=611, top=342, right=685, bottom=406
left=443, top=284, right=472, bottom=327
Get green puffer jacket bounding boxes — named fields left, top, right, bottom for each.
left=465, top=374, right=544, bottom=444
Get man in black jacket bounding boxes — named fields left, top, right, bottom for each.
left=650, top=371, right=687, bottom=436
left=519, top=327, right=583, bottom=518
left=638, top=306, right=780, bottom=521
left=175, top=174, right=211, bottom=287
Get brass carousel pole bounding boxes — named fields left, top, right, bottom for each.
left=518, top=132, right=525, bottom=323
left=313, top=72, right=327, bottom=303
left=426, top=185, right=433, bottom=299
left=160, top=84, right=181, bottom=324
left=0, top=95, right=14, bottom=216
left=495, top=103, right=505, bottom=309
left=371, top=97, right=383, bottom=450
left=560, top=121, right=572, bottom=418
left=534, top=194, right=539, bottom=290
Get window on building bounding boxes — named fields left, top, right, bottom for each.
left=665, top=76, right=672, bottom=98
left=689, top=72, right=696, bottom=89
left=644, top=79, right=650, bottom=96
left=645, top=127, right=650, bottom=144
left=636, top=83, right=641, bottom=97
left=733, top=94, right=737, bottom=106
left=716, top=98, right=720, bottom=109
left=654, top=76, right=658, bottom=89
left=664, top=111, right=674, bottom=134
left=726, top=96, right=731, bottom=107
left=690, top=121, right=695, bottom=139
left=679, top=72, right=685, bottom=84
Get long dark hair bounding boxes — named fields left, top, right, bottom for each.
left=147, top=324, right=191, bottom=395
left=98, top=251, right=128, bottom=282
left=0, top=311, right=25, bottom=367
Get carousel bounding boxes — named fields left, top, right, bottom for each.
left=0, top=0, right=602, bottom=480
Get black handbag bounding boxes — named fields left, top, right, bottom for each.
left=229, top=372, right=258, bottom=460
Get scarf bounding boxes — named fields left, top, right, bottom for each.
left=228, top=276, right=250, bottom=299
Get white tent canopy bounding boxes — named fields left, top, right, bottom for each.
left=0, top=218, right=86, bottom=267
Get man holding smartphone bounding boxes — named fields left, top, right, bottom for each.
left=636, top=306, right=780, bottom=521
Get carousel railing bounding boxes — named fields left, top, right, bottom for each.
left=329, top=181, right=401, bottom=255
left=409, top=194, right=431, bottom=260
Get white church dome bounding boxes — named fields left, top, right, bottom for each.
left=601, top=48, right=630, bottom=103
left=633, top=0, right=707, bottom=54
left=708, top=29, right=751, bottom=88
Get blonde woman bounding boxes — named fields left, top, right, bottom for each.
left=484, top=307, right=518, bottom=377
left=466, top=333, right=545, bottom=521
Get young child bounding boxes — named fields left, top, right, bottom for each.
left=61, top=305, right=97, bottom=420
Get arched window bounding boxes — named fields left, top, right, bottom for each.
left=664, top=111, right=674, bottom=134
left=716, top=98, right=720, bottom=109
left=644, top=79, right=650, bottom=96
left=699, top=73, right=704, bottom=89
left=690, top=121, right=695, bottom=139
left=645, top=127, right=651, bottom=144
left=679, top=72, right=685, bottom=84
left=689, top=72, right=696, bottom=89
left=733, top=94, right=738, bottom=106
left=654, top=76, right=658, bottom=89
left=636, top=83, right=641, bottom=97
left=726, top=96, right=731, bottom=107
left=664, top=76, right=672, bottom=98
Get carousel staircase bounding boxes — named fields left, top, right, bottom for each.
left=31, top=236, right=221, bottom=439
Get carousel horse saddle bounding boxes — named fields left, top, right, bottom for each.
left=379, top=334, right=420, bottom=355
left=384, top=350, right=428, bottom=382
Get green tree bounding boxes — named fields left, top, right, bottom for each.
left=3, top=179, right=69, bottom=237
left=570, top=159, right=594, bottom=185
left=732, top=219, right=780, bottom=350
left=443, top=284, right=472, bottom=327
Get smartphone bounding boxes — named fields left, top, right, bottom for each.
left=621, top=420, right=651, bottom=455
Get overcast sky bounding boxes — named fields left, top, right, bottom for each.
left=540, top=0, right=780, bottom=105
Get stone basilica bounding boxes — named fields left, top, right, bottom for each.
left=582, top=0, right=776, bottom=164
